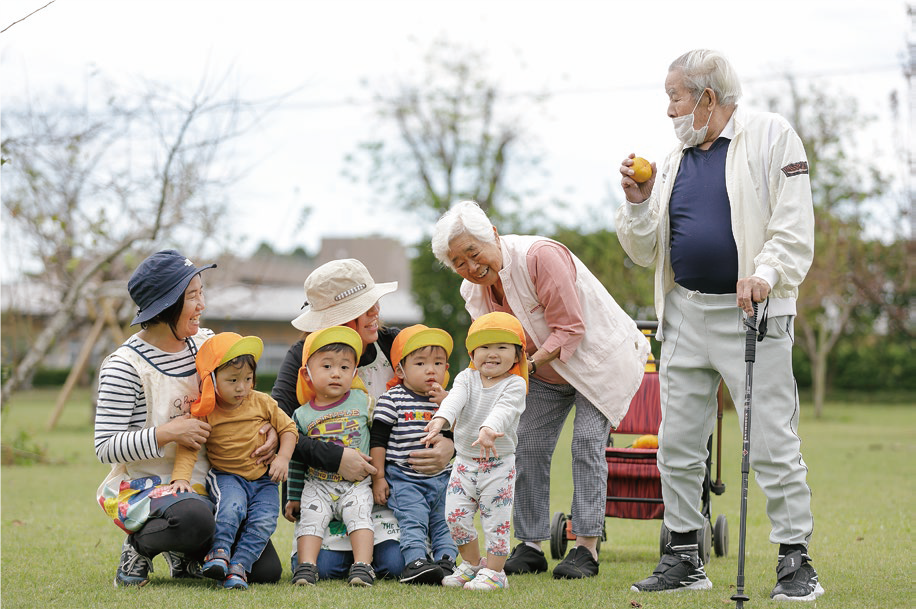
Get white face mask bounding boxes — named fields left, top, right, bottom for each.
left=672, top=92, right=713, bottom=147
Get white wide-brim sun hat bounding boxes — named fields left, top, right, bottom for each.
left=291, top=258, right=398, bottom=332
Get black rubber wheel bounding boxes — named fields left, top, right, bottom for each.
left=550, top=511, right=568, bottom=559
left=713, top=513, right=729, bottom=557
left=659, top=522, right=671, bottom=557
left=699, top=518, right=712, bottom=565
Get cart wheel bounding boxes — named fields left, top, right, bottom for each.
left=699, top=518, right=712, bottom=565
left=550, top=512, right=568, bottom=559
left=713, top=514, right=729, bottom=557
left=659, top=522, right=671, bottom=557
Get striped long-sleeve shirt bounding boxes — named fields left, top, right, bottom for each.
left=94, top=332, right=208, bottom=465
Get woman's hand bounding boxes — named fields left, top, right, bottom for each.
left=251, top=423, right=279, bottom=465
left=157, top=414, right=210, bottom=450
left=411, top=430, right=454, bottom=474
left=338, top=447, right=377, bottom=482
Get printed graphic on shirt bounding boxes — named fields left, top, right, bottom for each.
left=306, top=409, right=363, bottom=448
left=781, top=161, right=809, bottom=177
left=403, top=409, right=435, bottom=422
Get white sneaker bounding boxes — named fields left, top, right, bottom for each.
left=464, top=567, right=508, bottom=590
left=442, top=560, right=483, bottom=587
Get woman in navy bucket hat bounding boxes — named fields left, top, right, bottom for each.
left=127, top=249, right=216, bottom=326
left=94, top=250, right=283, bottom=587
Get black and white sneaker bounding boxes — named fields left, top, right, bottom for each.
left=770, top=550, right=824, bottom=601
left=631, top=543, right=712, bottom=592
left=435, top=555, right=456, bottom=577
left=163, top=551, right=203, bottom=579
left=399, top=559, right=444, bottom=585
left=113, top=538, right=153, bottom=588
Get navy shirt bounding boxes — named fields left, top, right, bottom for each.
left=668, top=137, right=739, bottom=294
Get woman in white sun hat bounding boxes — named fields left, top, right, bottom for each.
left=271, top=258, right=455, bottom=581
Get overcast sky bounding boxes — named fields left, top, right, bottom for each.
left=1, top=0, right=910, bottom=274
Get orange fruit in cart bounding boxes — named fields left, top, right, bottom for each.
left=632, top=434, right=658, bottom=449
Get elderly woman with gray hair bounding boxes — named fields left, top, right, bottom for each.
left=431, top=200, right=649, bottom=579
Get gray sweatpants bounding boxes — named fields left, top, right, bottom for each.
left=659, top=284, right=814, bottom=546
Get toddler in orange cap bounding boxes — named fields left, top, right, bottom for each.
left=422, top=311, right=528, bottom=590
left=170, top=332, right=298, bottom=590
left=369, top=324, right=459, bottom=585
left=282, top=326, right=376, bottom=587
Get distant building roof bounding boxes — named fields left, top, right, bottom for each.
left=204, top=283, right=421, bottom=326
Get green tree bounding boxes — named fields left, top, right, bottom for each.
left=551, top=224, right=655, bottom=321
left=767, top=78, right=898, bottom=416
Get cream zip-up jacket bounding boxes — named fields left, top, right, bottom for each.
left=461, top=235, right=649, bottom=428
left=615, top=106, right=815, bottom=340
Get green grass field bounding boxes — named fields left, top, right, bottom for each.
left=1, top=388, right=913, bottom=609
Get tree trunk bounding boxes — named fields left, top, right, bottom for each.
left=811, top=347, right=828, bottom=418
left=1, top=238, right=139, bottom=410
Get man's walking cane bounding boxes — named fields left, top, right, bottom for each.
left=731, top=301, right=763, bottom=608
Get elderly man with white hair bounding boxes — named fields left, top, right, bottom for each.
left=617, top=49, right=822, bottom=601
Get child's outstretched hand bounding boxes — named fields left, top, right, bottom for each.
left=428, top=383, right=448, bottom=405
left=269, top=455, right=290, bottom=482
left=423, top=416, right=447, bottom=446
left=284, top=500, right=301, bottom=523
left=472, top=426, right=504, bottom=459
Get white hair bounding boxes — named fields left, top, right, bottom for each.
left=669, top=49, right=742, bottom=107
left=430, top=200, right=495, bottom=269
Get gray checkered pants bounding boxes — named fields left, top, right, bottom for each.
left=513, top=377, right=611, bottom=541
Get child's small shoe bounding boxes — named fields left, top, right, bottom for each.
left=464, top=567, right=508, bottom=590
left=348, top=561, right=375, bottom=586
left=200, top=548, right=230, bottom=580
left=292, top=562, right=319, bottom=586
left=442, top=559, right=485, bottom=587
left=223, top=563, right=248, bottom=590
left=436, top=555, right=456, bottom=577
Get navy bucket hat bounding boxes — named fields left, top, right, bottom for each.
left=128, top=250, right=216, bottom=326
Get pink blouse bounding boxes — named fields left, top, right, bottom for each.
left=485, top=240, right=586, bottom=384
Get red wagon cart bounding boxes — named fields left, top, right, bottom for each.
left=549, top=321, right=729, bottom=565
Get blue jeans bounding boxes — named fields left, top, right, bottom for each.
left=291, top=539, right=404, bottom=580
left=386, top=464, right=457, bottom=564
left=207, top=470, right=279, bottom=572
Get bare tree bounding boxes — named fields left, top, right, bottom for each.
left=767, top=78, right=897, bottom=416
left=344, top=39, right=551, bottom=363
left=1, top=73, right=258, bottom=407
left=344, top=37, right=549, bottom=225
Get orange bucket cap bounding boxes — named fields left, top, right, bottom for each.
left=386, top=325, right=453, bottom=391
left=296, top=326, right=367, bottom=404
left=191, top=332, right=263, bottom=417
left=466, top=312, right=528, bottom=389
